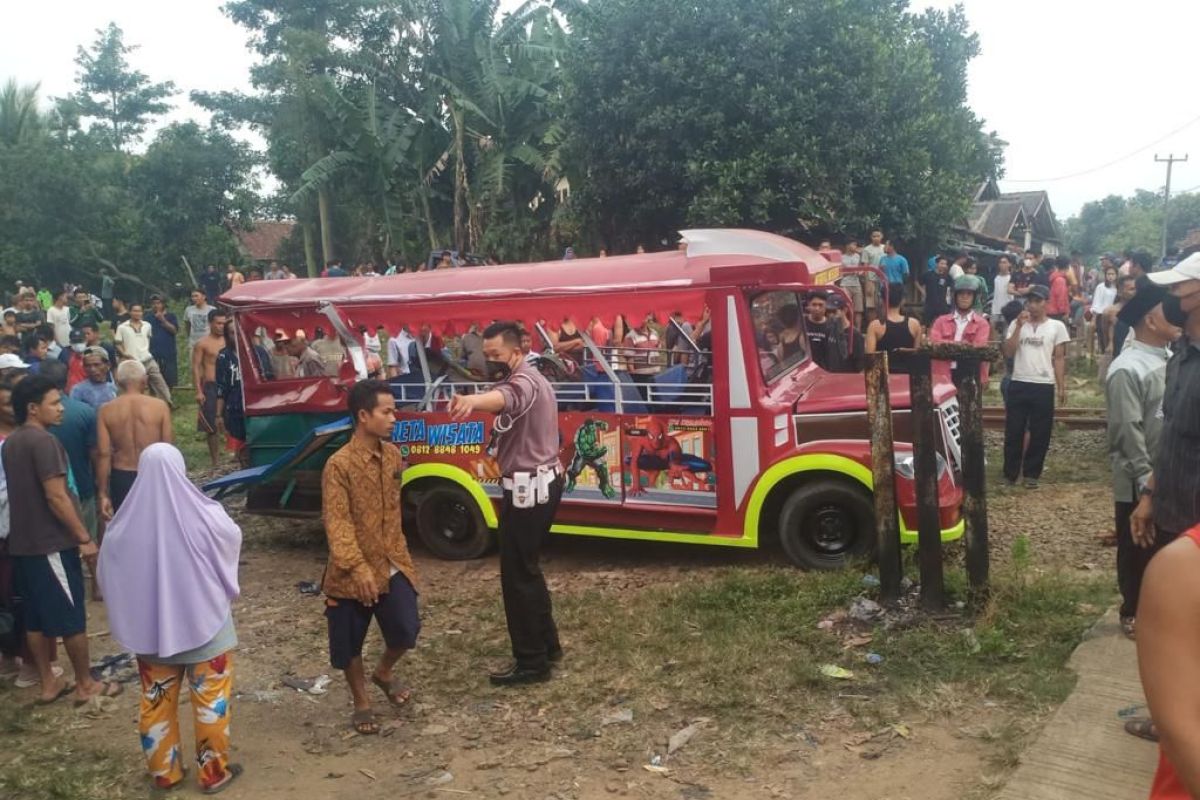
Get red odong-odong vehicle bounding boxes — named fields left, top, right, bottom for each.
left=212, top=229, right=964, bottom=570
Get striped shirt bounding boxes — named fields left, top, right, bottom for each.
left=1154, top=339, right=1200, bottom=533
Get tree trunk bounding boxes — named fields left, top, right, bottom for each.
left=318, top=185, right=334, bottom=264
left=419, top=186, right=438, bottom=251
left=303, top=221, right=318, bottom=277
left=452, top=107, right=467, bottom=254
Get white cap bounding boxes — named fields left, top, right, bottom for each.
left=1148, top=252, right=1200, bottom=286
left=0, top=354, right=30, bottom=370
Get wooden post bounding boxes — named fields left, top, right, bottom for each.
left=908, top=353, right=944, bottom=611
left=864, top=352, right=902, bottom=605
left=955, top=359, right=990, bottom=603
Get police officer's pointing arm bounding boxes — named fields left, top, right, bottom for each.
left=449, top=390, right=506, bottom=420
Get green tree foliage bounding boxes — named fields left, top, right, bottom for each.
left=1065, top=189, right=1200, bottom=257
left=0, top=80, right=47, bottom=146
left=59, top=22, right=176, bottom=152
left=558, top=0, right=1002, bottom=252
left=0, top=78, right=257, bottom=293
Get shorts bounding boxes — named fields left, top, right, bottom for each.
left=325, top=572, right=420, bottom=670
left=198, top=381, right=219, bottom=435
left=223, top=410, right=246, bottom=444
left=12, top=550, right=87, bottom=638
left=111, top=469, right=137, bottom=513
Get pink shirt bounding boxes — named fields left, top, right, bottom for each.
left=929, top=310, right=991, bottom=385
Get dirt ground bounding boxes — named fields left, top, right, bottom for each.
left=3, top=429, right=1117, bottom=800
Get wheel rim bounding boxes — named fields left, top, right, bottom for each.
left=804, top=503, right=856, bottom=556
left=432, top=496, right=472, bottom=543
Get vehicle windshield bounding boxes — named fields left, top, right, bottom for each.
left=751, top=290, right=809, bottom=382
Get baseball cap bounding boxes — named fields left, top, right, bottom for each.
left=0, top=353, right=30, bottom=370
left=273, top=328, right=292, bottom=343
left=1117, top=280, right=1168, bottom=328
left=1027, top=284, right=1050, bottom=300
left=826, top=294, right=845, bottom=310
left=69, top=329, right=85, bottom=343
left=1147, top=252, right=1200, bottom=286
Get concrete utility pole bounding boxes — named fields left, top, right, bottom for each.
left=1155, top=153, right=1189, bottom=260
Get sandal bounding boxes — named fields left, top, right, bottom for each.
left=74, top=680, right=124, bottom=707
left=1124, top=718, right=1159, bottom=742
left=1120, top=616, right=1136, bottom=640
left=351, top=709, right=380, bottom=735
left=371, top=674, right=413, bottom=707
left=34, top=682, right=74, bottom=706
left=202, top=763, right=243, bottom=795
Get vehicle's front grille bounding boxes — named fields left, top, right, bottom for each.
left=938, top=398, right=963, bottom=471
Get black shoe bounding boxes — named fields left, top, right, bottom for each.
left=489, top=663, right=551, bottom=686
left=547, top=646, right=564, bottom=664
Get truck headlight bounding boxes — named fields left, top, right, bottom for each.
left=893, top=453, right=947, bottom=480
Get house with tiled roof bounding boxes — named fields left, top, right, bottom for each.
left=232, top=220, right=296, bottom=266
left=952, top=179, right=1064, bottom=256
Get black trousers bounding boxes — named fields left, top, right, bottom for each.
left=499, top=476, right=563, bottom=669
left=154, top=352, right=178, bottom=389
left=1115, top=498, right=1178, bottom=618
left=1002, top=381, right=1055, bottom=481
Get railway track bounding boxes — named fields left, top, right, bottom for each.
left=980, top=406, right=1106, bottom=431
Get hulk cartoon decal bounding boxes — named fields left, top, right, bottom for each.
left=565, top=418, right=618, bottom=498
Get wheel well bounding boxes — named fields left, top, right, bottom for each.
left=756, top=469, right=872, bottom=545
left=402, top=475, right=495, bottom=529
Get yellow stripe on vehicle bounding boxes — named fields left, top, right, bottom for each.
left=402, top=463, right=499, bottom=528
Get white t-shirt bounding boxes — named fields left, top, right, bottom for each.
left=1090, top=283, right=1118, bottom=315
left=1006, top=318, right=1070, bottom=385
left=991, top=274, right=1012, bottom=316
left=115, top=320, right=153, bottom=362
left=862, top=244, right=885, bottom=267
left=46, top=305, right=71, bottom=347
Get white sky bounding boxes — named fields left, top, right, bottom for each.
left=2, top=0, right=1197, bottom=218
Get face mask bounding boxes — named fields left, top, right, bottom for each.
left=71, top=343, right=85, bottom=353
left=486, top=360, right=513, bottom=382
left=1162, top=294, right=1187, bottom=328
left=1023, top=259, right=1033, bottom=267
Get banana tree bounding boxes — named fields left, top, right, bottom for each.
left=294, top=78, right=422, bottom=259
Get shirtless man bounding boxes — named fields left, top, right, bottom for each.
left=97, top=360, right=172, bottom=520
left=192, top=308, right=227, bottom=467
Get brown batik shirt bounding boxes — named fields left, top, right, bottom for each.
left=321, top=434, right=418, bottom=599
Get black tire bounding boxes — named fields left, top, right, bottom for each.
left=415, top=483, right=493, bottom=560
left=777, top=479, right=875, bottom=570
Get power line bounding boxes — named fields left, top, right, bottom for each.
left=1005, top=112, right=1200, bottom=184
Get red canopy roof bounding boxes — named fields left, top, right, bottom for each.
left=220, top=229, right=828, bottom=309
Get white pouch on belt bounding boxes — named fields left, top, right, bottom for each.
left=511, top=471, right=535, bottom=509
left=535, top=466, right=555, bottom=505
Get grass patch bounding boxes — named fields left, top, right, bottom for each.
left=0, top=690, right=133, bottom=800
left=415, top=562, right=1112, bottom=742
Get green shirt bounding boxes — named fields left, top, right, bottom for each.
left=70, top=306, right=103, bottom=331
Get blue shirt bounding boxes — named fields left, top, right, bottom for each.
left=880, top=254, right=910, bottom=285
left=149, top=311, right=178, bottom=358
left=49, top=396, right=97, bottom=500
left=70, top=379, right=117, bottom=411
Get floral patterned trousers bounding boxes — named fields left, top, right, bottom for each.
left=136, top=653, right=233, bottom=790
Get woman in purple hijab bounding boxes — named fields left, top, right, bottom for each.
left=98, top=443, right=244, bottom=794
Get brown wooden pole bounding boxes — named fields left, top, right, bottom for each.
left=955, top=359, right=990, bottom=604
left=864, top=352, right=902, bottom=605
left=908, top=353, right=945, bottom=611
